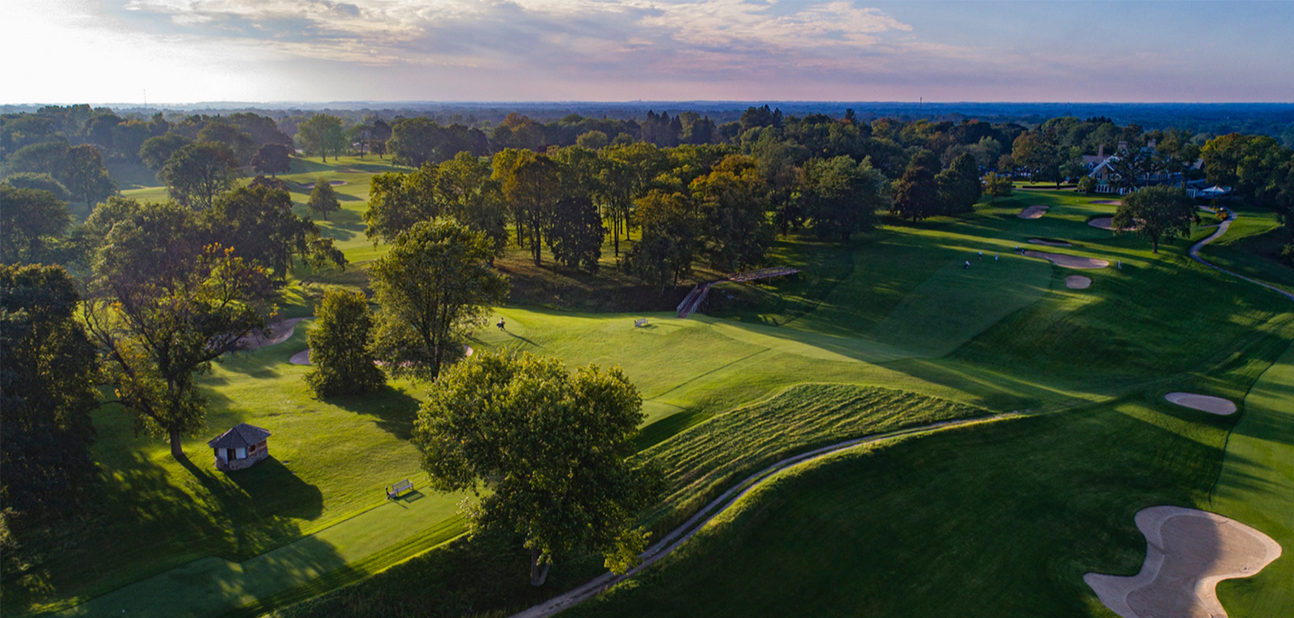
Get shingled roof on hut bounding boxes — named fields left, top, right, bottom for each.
left=208, top=423, right=272, bottom=471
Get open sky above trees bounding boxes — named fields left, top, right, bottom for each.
left=4, top=0, right=1294, bottom=104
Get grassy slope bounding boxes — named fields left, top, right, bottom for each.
left=1212, top=340, right=1294, bottom=617
left=566, top=399, right=1235, bottom=618
left=1196, top=203, right=1294, bottom=296
left=274, top=383, right=988, bottom=618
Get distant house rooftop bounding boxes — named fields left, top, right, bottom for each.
left=207, top=423, right=272, bottom=450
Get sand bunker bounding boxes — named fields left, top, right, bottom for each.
left=1024, top=250, right=1110, bottom=269
left=1066, top=275, right=1092, bottom=289
left=1029, top=238, right=1073, bottom=247
left=237, top=318, right=306, bottom=350
left=1089, top=217, right=1140, bottom=231
left=1085, top=506, right=1281, bottom=618
left=1164, top=392, right=1237, bottom=415
left=1018, top=205, right=1049, bottom=219
left=1091, top=200, right=1123, bottom=205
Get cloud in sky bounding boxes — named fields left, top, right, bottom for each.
left=4, top=0, right=1293, bottom=103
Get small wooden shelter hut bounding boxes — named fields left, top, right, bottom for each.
left=207, top=423, right=271, bottom=471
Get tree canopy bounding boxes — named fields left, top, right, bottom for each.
left=0, top=184, right=71, bottom=264
left=1113, top=185, right=1199, bottom=253
left=412, top=350, right=659, bottom=586
left=159, top=141, right=240, bottom=210
left=305, top=289, right=385, bottom=398
left=80, top=198, right=272, bottom=457
left=370, top=219, right=509, bottom=381
left=1, top=264, right=100, bottom=524
left=307, top=178, right=341, bottom=221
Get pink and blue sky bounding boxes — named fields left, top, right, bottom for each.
left=4, top=0, right=1291, bottom=104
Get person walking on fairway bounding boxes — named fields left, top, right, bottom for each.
left=497, top=318, right=506, bottom=331
left=964, top=260, right=970, bottom=269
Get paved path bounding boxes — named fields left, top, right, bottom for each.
left=508, top=415, right=1008, bottom=618
left=1189, top=208, right=1294, bottom=303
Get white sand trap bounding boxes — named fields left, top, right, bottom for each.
left=1085, top=506, right=1281, bottom=618
left=1018, top=205, right=1049, bottom=219
left=1164, top=392, right=1237, bottom=415
left=289, top=349, right=311, bottom=365
left=1091, top=199, right=1123, bottom=205
left=1023, top=250, right=1110, bottom=269
left=1029, top=238, right=1073, bottom=247
left=1066, top=275, right=1092, bottom=289
left=237, top=318, right=306, bottom=350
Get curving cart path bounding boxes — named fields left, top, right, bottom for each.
left=1189, top=208, right=1294, bottom=303
left=508, top=415, right=1008, bottom=618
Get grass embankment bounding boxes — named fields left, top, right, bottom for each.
left=271, top=383, right=987, bottom=618
left=566, top=397, right=1236, bottom=618
left=636, top=384, right=989, bottom=533
left=1196, top=203, right=1294, bottom=297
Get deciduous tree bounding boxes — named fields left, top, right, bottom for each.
left=690, top=154, right=771, bottom=271
left=159, top=141, right=240, bottom=210
left=0, top=184, right=71, bottom=264
left=548, top=195, right=604, bottom=271
left=297, top=114, right=345, bottom=162
left=802, top=155, right=888, bottom=243
left=412, top=349, right=659, bottom=586
left=203, top=185, right=346, bottom=281
left=370, top=219, right=509, bottom=381
left=307, top=178, right=341, bottom=221
left=936, top=152, right=982, bottom=215
left=624, top=190, right=698, bottom=290
left=363, top=164, right=440, bottom=245
left=139, top=133, right=192, bottom=170
left=1113, top=185, right=1198, bottom=253
left=81, top=199, right=271, bottom=458
left=982, top=171, right=1014, bottom=202
left=1, top=264, right=100, bottom=522
left=891, top=152, right=941, bottom=222
left=305, top=289, right=385, bottom=397
left=60, top=144, right=117, bottom=209
left=251, top=143, right=292, bottom=177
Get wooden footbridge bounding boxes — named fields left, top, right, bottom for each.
left=676, top=266, right=800, bottom=318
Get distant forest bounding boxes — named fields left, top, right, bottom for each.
left=4, top=102, right=1293, bottom=147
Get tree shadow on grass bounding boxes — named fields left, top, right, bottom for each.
left=176, top=455, right=324, bottom=560
left=325, top=384, right=423, bottom=441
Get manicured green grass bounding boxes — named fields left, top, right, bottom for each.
left=16, top=180, right=1294, bottom=618
left=1212, top=340, right=1294, bottom=617
left=6, top=321, right=466, bottom=613
left=566, top=398, right=1237, bottom=618
left=636, top=383, right=990, bottom=533
left=1197, top=204, right=1294, bottom=296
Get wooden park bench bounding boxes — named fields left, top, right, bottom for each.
left=386, top=479, right=414, bottom=500
left=634, top=318, right=648, bottom=328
